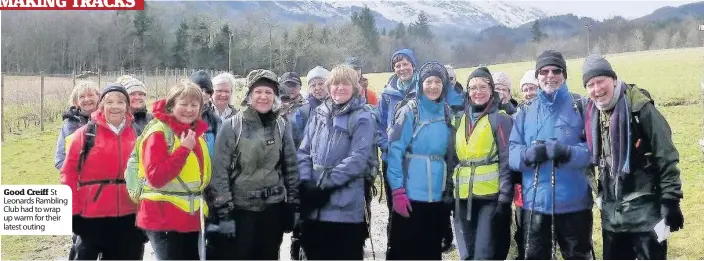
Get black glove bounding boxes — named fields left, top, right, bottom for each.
left=545, top=139, right=571, bottom=164
left=302, top=181, right=331, bottom=209
left=215, top=202, right=234, bottom=220
left=217, top=220, right=236, bottom=238
left=283, top=203, right=300, bottom=233
left=523, top=143, right=548, bottom=166
left=661, top=199, right=684, bottom=232
left=493, top=202, right=512, bottom=228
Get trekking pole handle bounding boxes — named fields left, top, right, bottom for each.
left=532, top=139, right=546, bottom=145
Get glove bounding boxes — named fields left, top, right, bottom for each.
left=283, top=203, right=300, bottom=233
left=661, top=199, right=684, bottom=232
left=523, top=143, right=548, bottom=166
left=302, top=181, right=331, bottom=209
left=217, top=220, right=236, bottom=238
left=494, top=202, right=511, bottom=219
left=545, top=139, right=571, bottom=164
left=392, top=188, right=412, bottom=218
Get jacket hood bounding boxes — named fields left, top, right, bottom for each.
left=151, top=99, right=208, bottom=137
left=318, top=94, right=366, bottom=118
left=389, top=48, right=417, bottom=71
left=62, top=106, right=90, bottom=122
left=620, top=81, right=652, bottom=113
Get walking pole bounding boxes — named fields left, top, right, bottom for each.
left=364, top=201, right=377, bottom=260
left=524, top=140, right=544, bottom=258
left=550, top=158, right=557, bottom=260
left=199, top=198, right=206, bottom=261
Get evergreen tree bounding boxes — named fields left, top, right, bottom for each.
left=172, top=21, right=189, bottom=69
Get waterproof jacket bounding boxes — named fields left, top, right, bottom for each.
left=297, top=95, right=375, bottom=223
left=585, top=83, right=683, bottom=232
left=60, top=111, right=137, bottom=218
left=202, top=103, right=222, bottom=159
left=509, top=84, right=592, bottom=214
left=450, top=95, right=514, bottom=204
left=136, top=99, right=210, bottom=232
left=292, top=95, right=324, bottom=148
left=54, top=106, right=90, bottom=170
left=378, top=48, right=418, bottom=162
left=386, top=72, right=454, bottom=203
left=212, top=104, right=238, bottom=122
left=132, top=106, right=153, bottom=136
left=210, top=106, right=300, bottom=213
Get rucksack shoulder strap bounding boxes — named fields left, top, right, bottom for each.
left=77, top=121, right=97, bottom=173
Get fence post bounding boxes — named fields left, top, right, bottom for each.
left=183, top=68, right=186, bottom=77
left=121, top=67, right=125, bottom=76
left=1, top=73, right=4, bottom=141
left=72, top=70, right=76, bottom=87
left=40, top=71, right=45, bottom=132
left=98, top=68, right=102, bottom=87
left=155, top=67, right=159, bottom=98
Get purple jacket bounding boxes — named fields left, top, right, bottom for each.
left=296, top=95, right=375, bottom=223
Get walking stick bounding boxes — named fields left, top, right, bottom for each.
left=550, top=158, right=557, bottom=260
left=364, top=201, right=377, bottom=260
left=525, top=140, right=544, bottom=258
left=199, top=197, right=206, bottom=261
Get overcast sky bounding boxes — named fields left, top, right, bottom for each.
left=511, top=0, right=700, bottom=20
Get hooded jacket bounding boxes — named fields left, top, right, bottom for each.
left=386, top=62, right=455, bottom=202
left=60, top=110, right=137, bottom=218
left=132, top=106, right=153, bottom=136
left=585, top=83, right=683, bottom=232
left=379, top=48, right=418, bottom=161
left=54, top=106, right=91, bottom=170
left=292, top=94, right=324, bottom=148
left=508, top=83, right=592, bottom=214
left=297, top=94, right=375, bottom=223
left=135, top=99, right=210, bottom=232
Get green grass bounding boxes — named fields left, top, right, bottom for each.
left=2, top=47, right=704, bottom=260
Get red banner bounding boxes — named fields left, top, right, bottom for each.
left=0, top=0, right=144, bottom=10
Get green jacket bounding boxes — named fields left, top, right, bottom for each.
left=586, top=83, right=683, bottom=232
left=209, top=106, right=300, bottom=212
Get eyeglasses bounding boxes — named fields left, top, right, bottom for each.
left=468, top=85, right=491, bottom=93
left=539, top=68, right=564, bottom=76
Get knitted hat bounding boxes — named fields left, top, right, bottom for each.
left=582, top=54, right=617, bottom=87
left=519, top=69, right=540, bottom=89
left=444, top=65, right=456, bottom=79
left=492, top=71, right=512, bottom=94
left=190, top=70, right=213, bottom=95
left=535, top=50, right=567, bottom=78
left=467, top=67, right=495, bottom=91
left=306, top=66, right=329, bottom=84
left=115, top=75, right=147, bottom=95
left=419, top=62, right=448, bottom=84
left=99, top=83, right=130, bottom=106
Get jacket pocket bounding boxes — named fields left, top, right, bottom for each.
left=617, top=192, right=660, bottom=231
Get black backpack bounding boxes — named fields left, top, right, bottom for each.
left=76, top=121, right=98, bottom=173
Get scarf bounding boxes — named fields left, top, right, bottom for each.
left=587, top=82, right=631, bottom=177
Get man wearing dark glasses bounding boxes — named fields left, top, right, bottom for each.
left=508, top=50, right=594, bottom=259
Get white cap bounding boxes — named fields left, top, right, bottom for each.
left=519, top=69, right=539, bottom=90
left=306, top=66, right=329, bottom=85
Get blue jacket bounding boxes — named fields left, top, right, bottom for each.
left=202, top=103, right=222, bottom=160
left=378, top=49, right=418, bottom=161
left=292, top=95, right=324, bottom=148
left=508, top=84, right=592, bottom=214
left=297, top=95, right=375, bottom=223
left=386, top=67, right=454, bottom=203
left=54, top=106, right=90, bottom=170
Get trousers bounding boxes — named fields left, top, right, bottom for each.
left=523, top=209, right=593, bottom=260
left=602, top=230, right=667, bottom=260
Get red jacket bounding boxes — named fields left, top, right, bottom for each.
left=136, top=99, right=209, bottom=233
left=61, top=111, right=138, bottom=218
left=514, top=184, right=523, bottom=207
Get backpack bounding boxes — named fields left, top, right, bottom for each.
left=124, top=119, right=175, bottom=203
left=393, top=98, right=454, bottom=135
left=76, top=121, right=98, bottom=173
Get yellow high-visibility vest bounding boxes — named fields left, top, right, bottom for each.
left=137, top=121, right=211, bottom=215
left=454, top=114, right=499, bottom=199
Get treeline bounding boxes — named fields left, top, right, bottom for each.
left=2, top=4, right=702, bottom=76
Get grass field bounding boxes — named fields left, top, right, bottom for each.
left=2, top=47, right=703, bottom=260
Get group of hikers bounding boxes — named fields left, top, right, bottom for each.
left=55, top=47, right=685, bottom=260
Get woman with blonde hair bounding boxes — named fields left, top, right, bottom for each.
left=135, top=79, right=212, bottom=260
left=297, top=64, right=375, bottom=260
left=61, top=84, right=145, bottom=260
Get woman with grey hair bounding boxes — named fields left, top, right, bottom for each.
left=207, top=69, right=300, bottom=260
left=211, top=73, right=239, bottom=121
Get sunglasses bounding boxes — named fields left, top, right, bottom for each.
left=539, top=68, right=564, bottom=76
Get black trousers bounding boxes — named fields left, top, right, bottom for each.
left=73, top=215, right=146, bottom=260
left=524, top=209, right=593, bottom=260
left=603, top=230, right=667, bottom=260
left=494, top=204, right=513, bottom=260
left=381, top=161, right=394, bottom=251
left=387, top=201, right=448, bottom=260
left=146, top=231, right=199, bottom=260
left=513, top=206, right=525, bottom=260
left=301, top=221, right=367, bottom=260
left=211, top=203, right=286, bottom=260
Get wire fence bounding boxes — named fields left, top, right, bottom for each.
left=1, top=68, right=247, bottom=141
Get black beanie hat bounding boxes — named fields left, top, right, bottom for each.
left=535, top=50, right=567, bottom=78
left=190, top=70, right=214, bottom=95
left=582, top=54, right=617, bottom=87
left=100, top=83, right=130, bottom=106
left=467, top=67, right=496, bottom=92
